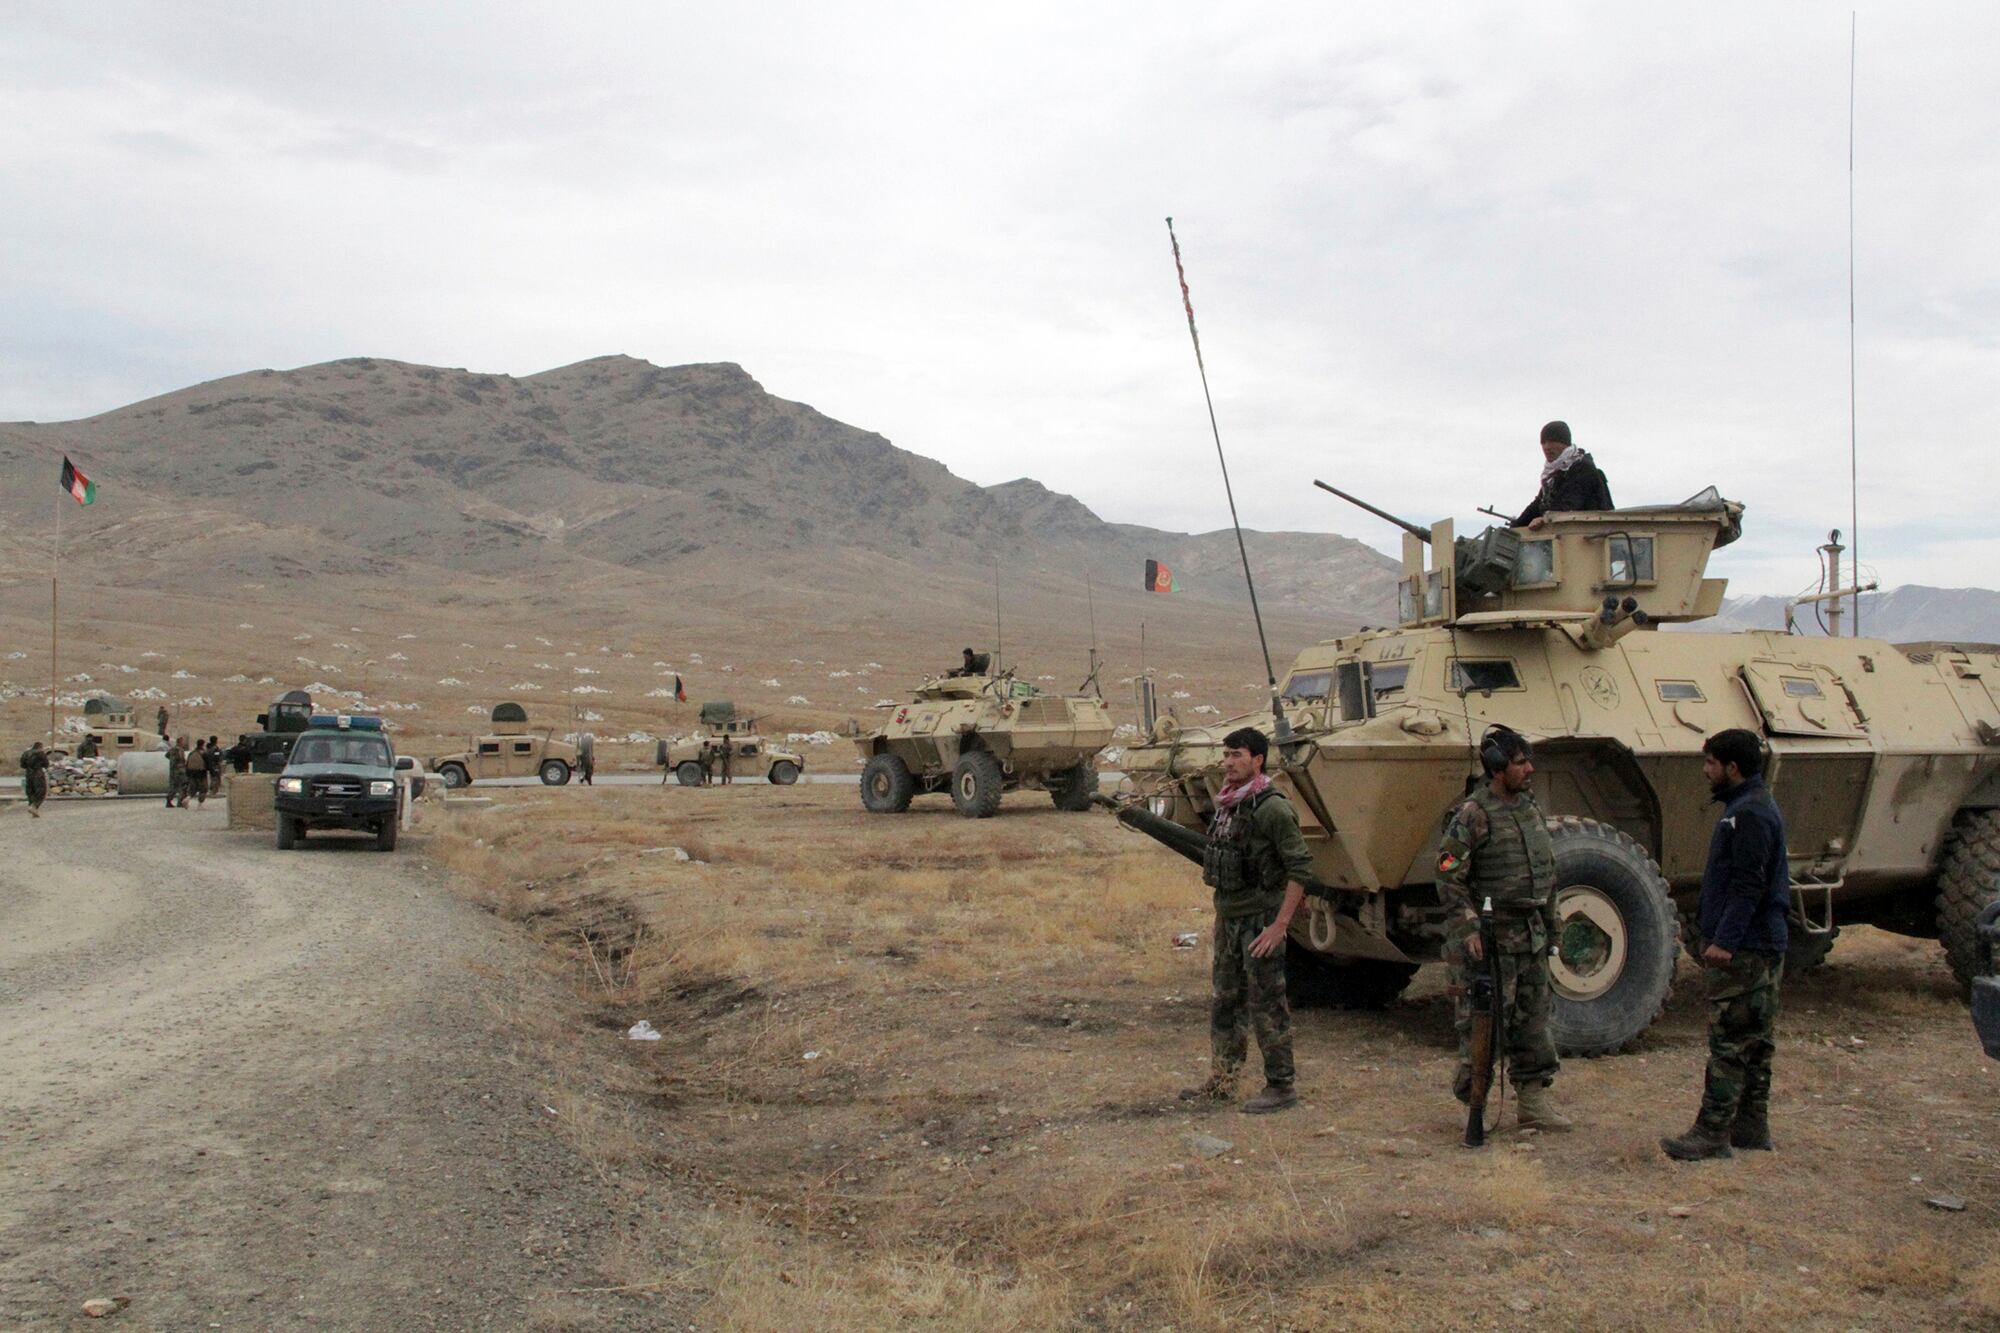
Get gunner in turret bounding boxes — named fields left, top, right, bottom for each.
left=1515, top=421, right=1614, bottom=530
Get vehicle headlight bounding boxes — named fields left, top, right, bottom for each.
left=278, top=777, right=303, bottom=794
left=1148, top=793, right=1175, bottom=819
left=369, top=780, right=394, bottom=797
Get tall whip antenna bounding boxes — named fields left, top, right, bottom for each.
left=1165, top=217, right=1288, bottom=739
left=992, top=563, right=1004, bottom=677
left=1846, top=12, right=1860, bottom=636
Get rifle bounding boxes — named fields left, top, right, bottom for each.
left=1463, top=896, right=1505, bottom=1148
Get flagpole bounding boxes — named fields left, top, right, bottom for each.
left=51, top=485, right=60, bottom=746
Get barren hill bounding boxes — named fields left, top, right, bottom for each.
left=0, top=355, right=1400, bottom=624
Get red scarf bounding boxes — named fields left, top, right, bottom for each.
left=1214, top=771, right=1270, bottom=814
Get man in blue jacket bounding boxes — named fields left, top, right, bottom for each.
left=1662, top=729, right=1790, bottom=1161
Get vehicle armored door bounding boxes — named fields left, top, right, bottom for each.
left=508, top=738, right=536, bottom=777
left=474, top=739, right=504, bottom=780
left=1741, top=662, right=1873, bottom=862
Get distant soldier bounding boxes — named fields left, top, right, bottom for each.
left=1662, top=729, right=1790, bottom=1161
left=1177, top=726, right=1311, bottom=1115
left=205, top=737, right=224, bottom=797
left=76, top=734, right=100, bottom=760
left=1437, top=726, right=1571, bottom=1133
left=579, top=741, right=595, bottom=786
left=20, top=740, right=50, bottom=818
left=157, top=704, right=170, bottom=738
left=1515, top=421, right=1613, bottom=530
left=165, top=737, right=187, bottom=808
left=183, top=736, right=208, bottom=807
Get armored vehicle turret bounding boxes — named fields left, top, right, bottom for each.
left=231, top=688, right=314, bottom=773
left=858, top=657, right=1115, bottom=818
left=1117, top=490, right=2000, bottom=1054
left=657, top=701, right=804, bottom=786
left=430, top=701, right=582, bottom=788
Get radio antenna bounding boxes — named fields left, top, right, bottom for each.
left=1846, top=12, right=1861, bottom=635
left=1080, top=567, right=1102, bottom=695
left=992, top=563, right=1003, bottom=676
left=1165, top=217, right=1288, bottom=740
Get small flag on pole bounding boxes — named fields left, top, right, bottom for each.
left=1144, top=559, right=1180, bottom=593
left=61, top=456, right=96, bottom=506
left=674, top=673, right=687, bottom=703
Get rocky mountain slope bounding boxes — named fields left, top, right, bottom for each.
left=0, top=355, right=1401, bottom=626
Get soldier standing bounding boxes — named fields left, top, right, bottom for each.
left=165, top=737, right=187, bottom=808
left=579, top=742, right=595, bottom=785
left=1177, top=726, right=1312, bottom=1115
left=1514, top=421, right=1614, bottom=530
left=205, top=737, right=224, bottom=797
left=1662, top=729, right=1790, bottom=1161
left=1437, top=727, right=1572, bottom=1132
left=182, top=736, right=207, bottom=807
left=20, top=740, right=50, bottom=817
left=157, top=704, right=170, bottom=738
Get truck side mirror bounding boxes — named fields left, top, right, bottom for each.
left=395, top=756, right=415, bottom=771
left=256, top=713, right=268, bottom=728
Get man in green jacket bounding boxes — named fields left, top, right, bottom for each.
left=20, top=741, right=50, bottom=817
left=1178, top=727, right=1314, bottom=1114
left=1437, top=726, right=1572, bottom=1133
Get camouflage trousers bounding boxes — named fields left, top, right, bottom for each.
left=1209, top=908, right=1295, bottom=1089
left=1451, top=915, right=1560, bottom=1100
left=1697, top=951, right=1783, bottom=1131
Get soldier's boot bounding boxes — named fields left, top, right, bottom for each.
left=1177, top=1071, right=1236, bottom=1103
left=1659, top=1121, right=1734, bottom=1162
left=1241, top=1083, right=1298, bottom=1115
left=1729, top=1106, right=1773, bottom=1151
left=1514, top=1081, right=1573, bottom=1132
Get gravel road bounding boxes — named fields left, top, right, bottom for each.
left=0, top=801, right=647, bottom=1329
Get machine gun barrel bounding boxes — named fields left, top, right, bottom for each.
left=1312, top=480, right=1432, bottom=543
left=1092, top=794, right=1208, bottom=866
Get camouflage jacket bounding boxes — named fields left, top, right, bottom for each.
left=1436, top=785, right=1557, bottom=941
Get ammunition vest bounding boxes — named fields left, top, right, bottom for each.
left=1202, top=789, right=1278, bottom=897
left=1464, top=788, right=1557, bottom=910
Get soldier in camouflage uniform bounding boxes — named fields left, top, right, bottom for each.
left=1437, top=726, right=1571, bottom=1132
left=165, top=737, right=187, bottom=808
left=1177, top=727, right=1314, bottom=1114
left=1662, top=728, right=1789, bottom=1161
left=20, top=740, right=50, bottom=818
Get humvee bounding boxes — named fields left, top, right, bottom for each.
left=857, top=654, right=1115, bottom=818
left=430, top=702, right=583, bottom=788
left=62, top=697, right=166, bottom=759
left=657, top=701, right=804, bottom=786
left=1116, top=490, right=2000, bottom=1054
left=232, top=688, right=314, bottom=773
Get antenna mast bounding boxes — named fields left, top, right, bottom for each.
left=1165, top=217, right=1289, bottom=740
left=992, top=564, right=1003, bottom=676
left=1847, top=12, right=1860, bottom=635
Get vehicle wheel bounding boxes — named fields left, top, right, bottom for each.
left=1049, top=762, right=1099, bottom=812
left=276, top=814, right=298, bottom=850
left=676, top=761, right=705, bottom=787
left=1938, top=809, right=2000, bottom=991
left=654, top=739, right=669, bottom=768
left=769, top=760, right=800, bottom=786
left=439, top=763, right=469, bottom=790
left=1546, top=816, right=1680, bottom=1056
left=539, top=759, right=571, bottom=786
left=1284, top=939, right=1418, bottom=1010
left=950, top=750, right=1004, bottom=819
left=860, top=753, right=915, bottom=813
left=376, top=817, right=398, bottom=852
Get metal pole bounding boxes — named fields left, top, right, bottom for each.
left=50, top=488, right=60, bottom=746
left=1847, top=13, right=1860, bottom=635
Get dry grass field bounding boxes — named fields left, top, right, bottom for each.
left=428, top=784, right=2000, bottom=1331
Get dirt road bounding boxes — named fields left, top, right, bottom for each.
left=0, top=802, right=648, bottom=1329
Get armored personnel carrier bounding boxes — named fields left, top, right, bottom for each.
left=64, top=697, right=166, bottom=759
left=430, top=702, right=583, bottom=788
left=858, top=654, right=1115, bottom=818
left=657, top=701, right=804, bottom=786
left=231, top=688, right=314, bottom=773
left=1115, top=490, right=2000, bottom=1054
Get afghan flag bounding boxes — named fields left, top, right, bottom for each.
left=673, top=673, right=687, bottom=702
left=61, top=456, right=96, bottom=506
left=1144, top=558, right=1179, bottom=593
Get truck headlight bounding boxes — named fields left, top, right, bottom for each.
left=1148, top=793, right=1175, bottom=819
left=278, top=777, right=303, bottom=794
left=369, top=780, right=394, bottom=797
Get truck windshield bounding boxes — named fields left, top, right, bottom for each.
left=291, top=736, right=392, bottom=768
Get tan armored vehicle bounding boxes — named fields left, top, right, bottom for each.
left=1116, top=489, right=2000, bottom=1054
left=657, top=701, right=804, bottom=786
left=858, top=654, right=1116, bottom=817
left=63, top=697, right=166, bottom=758
left=430, top=702, right=584, bottom=788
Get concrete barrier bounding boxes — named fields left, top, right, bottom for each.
left=227, top=772, right=276, bottom=831
left=117, top=751, right=171, bottom=797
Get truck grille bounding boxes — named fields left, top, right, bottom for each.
left=310, top=776, right=365, bottom=798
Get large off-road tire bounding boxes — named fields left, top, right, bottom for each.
left=376, top=816, right=398, bottom=852
left=1049, top=762, right=1099, bottom=812
left=1284, top=940, right=1419, bottom=1010
left=1938, top=810, right=2000, bottom=991
left=768, top=760, right=800, bottom=786
left=539, top=759, right=571, bottom=786
left=438, top=763, right=469, bottom=790
left=276, top=813, right=299, bottom=850
left=676, top=761, right=705, bottom=788
left=860, top=753, right=915, bottom=813
left=1546, top=816, right=1680, bottom=1057
left=951, top=750, right=1004, bottom=819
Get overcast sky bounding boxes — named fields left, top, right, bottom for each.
left=4, top=2, right=1994, bottom=597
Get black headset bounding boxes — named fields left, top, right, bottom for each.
left=1479, top=726, right=1529, bottom=777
